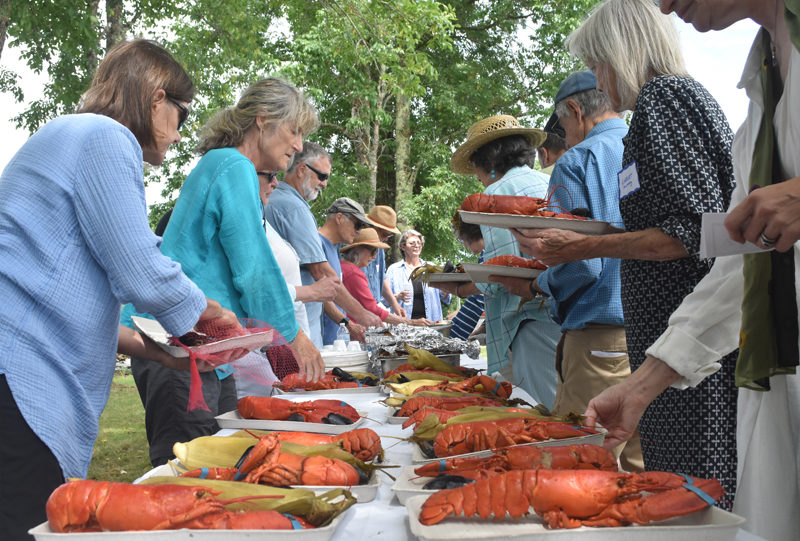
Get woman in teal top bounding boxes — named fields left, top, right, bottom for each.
left=122, top=78, right=325, bottom=466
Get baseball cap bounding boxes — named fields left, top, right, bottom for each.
left=543, top=111, right=566, bottom=139
left=327, top=197, right=375, bottom=226
left=553, top=70, right=597, bottom=107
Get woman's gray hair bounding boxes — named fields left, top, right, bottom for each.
left=399, top=229, right=424, bottom=256
left=554, top=88, right=614, bottom=121
left=340, top=245, right=370, bottom=265
left=196, top=77, right=319, bottom=155
left=567, top=0, right=688, bottom=111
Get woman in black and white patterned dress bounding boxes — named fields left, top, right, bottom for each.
left=512, top=0, right=738, bottom=509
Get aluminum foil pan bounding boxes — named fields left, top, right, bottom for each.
left=365, top=324, right=480, bottom=375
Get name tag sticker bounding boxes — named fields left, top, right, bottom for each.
left=618, top=162, right=640, bottom=200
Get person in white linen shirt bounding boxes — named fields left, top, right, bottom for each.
left=257, top=171, right=337, bottom=336
left=585, top=2, right=800, bottom=539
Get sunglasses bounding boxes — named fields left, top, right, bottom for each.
left=348, top=215, right=366, bottom=231
left=165, top=94, right=189, bottom=130
left=305, top=162, right=330, bottom=182
left=257, top=171, right=278, bottom=182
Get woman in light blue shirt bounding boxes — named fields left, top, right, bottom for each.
left=0, top=40, right=240, bottom=539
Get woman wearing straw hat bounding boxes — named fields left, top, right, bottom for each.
left=444, top=114, right=562, bottom=408
left=340, top=228, right=432, bottom=326
left=364, top=205, right=407, bottom=317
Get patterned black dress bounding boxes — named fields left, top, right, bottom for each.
left=620, top=76, right=738, bottom=510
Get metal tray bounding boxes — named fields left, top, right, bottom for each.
left=405, top=495, right=744, bottom=541
left=459, top=210, right=623, bottom=235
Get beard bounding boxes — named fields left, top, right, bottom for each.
left=302, top=179, right=321, bottom=201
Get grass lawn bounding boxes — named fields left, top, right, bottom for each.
left=87, top=372, right=152, bottom=483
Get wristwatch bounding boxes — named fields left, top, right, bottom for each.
left=339, top=317, right=349, bottom=326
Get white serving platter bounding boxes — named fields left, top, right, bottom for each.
left=30, top=508, right=348, bottom=541
left=392, top=464, right=438, bottom=505
left=216, top=410, right=366, bottom=434
left=419, top=272, right=473, bottom=283
left=459, top=210, right=623, bottom=235
left=411, top=429, right=606, bottom=464
left=461, top=262, right=543, bottom=284
left=273, top=384, right=383, bottom=396
left=131, top=316, right=274, bottom=359
left=385, top=407, right=408, bottom=425
left=405, top=495, right=745, bottom=541
left=138, top=463, right=380, bottom=503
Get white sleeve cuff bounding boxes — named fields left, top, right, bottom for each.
left=647, top=326, right=725, bottom=389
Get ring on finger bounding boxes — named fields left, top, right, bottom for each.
left=759, top=231, right=777, bottom=248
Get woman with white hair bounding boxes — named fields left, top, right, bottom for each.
left=122, top=77, right=325, bottom=467
left=513, top=0, right=738, bottom=507
left=386, top=230, right=451, bottom=323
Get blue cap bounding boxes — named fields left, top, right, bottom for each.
left=553, top=70, right=597, bottom=106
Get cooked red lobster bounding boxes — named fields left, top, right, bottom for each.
left=45, top=479, right=312, bottom=532
left=432, top=418, right=598, bottom=457
left=410, top=375, right=513, bottom=400
left=483, top=255, right=547, bottom=270
left=418, top=469, right=724, bottom=528
left=414, top=443, right=618, bottom=481
left=396, top=395, right=506, bottom=418
left=268, top=428, right=383, bottom=462
left=181, top=434, right=364, bottom=487
left=273, top=369, right=377, bottom=392
left=238, top=396, right=359, bottom=424
left=460, top=193, right=588, bottom=219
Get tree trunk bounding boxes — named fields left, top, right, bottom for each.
left=394, top=89, right=412, bottom=221
left=105, top=0, right=125, bottom=50
left=0, top=0, right=10, bottom=60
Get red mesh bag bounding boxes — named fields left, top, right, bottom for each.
left=265, top=344, right=301, bottom=380
left=169, top=318, right=288, bottom=412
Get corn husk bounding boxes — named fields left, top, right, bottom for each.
left=408, top=264, right=443, bottom=282
left=138, top=477, right=355, bottom=526
left=406, top=344, right=462, bottom=374
left=384, top=379, right=445, bottom=395
left=173, top=434, right=390, bottom=477
left=381, top=371, right=465, bottom=383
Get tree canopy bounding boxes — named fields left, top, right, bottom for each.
left=1, top=0, right=599, bottom=264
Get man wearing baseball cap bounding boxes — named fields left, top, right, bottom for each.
left=495, top=70, right=642, bottom=471
left=537, top=112, right=568, bottom=175
left=317, top=197, right=383, bottom=345
left=364, top=205, right=406, bottom=317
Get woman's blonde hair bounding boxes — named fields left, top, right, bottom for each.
left=196, top=77, right=319, bottom=155
left=567, top=0, right=688, bottom=111
left=78, top=39, right=194, bottom=149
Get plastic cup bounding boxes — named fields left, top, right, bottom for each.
left=333, top=339, right=347, bottom=351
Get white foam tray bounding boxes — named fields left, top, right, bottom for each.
left=131, top=316, right=273, bottom=358
left=458, top=210, right=623, bottom=235
left=405, top=495, right=744, bottom=540
left=216, top=410, right=366, bottom=434
left=461, top=262, right=543, bottom=284
left=274, top=385, right=383, bottom=396
left=392, top=464, right=437, bottom=505
left=411, top=429, right=606, bottom=464
left=385, top=407, right=408, bottom=425
left=139, top=463, right=380, bottom=503
left=419, top=272, right=473, bottom=283
left=30, top=508, right=348, bottom=540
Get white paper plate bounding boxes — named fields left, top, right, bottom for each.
left=461, top=262, right=543, bottom=284
left=405, top=495, right=744, bottom=541
left=137, top=463, right=380, bottom=503
left=411, top=429, right=606, bottom=464
left=131, top=316, right=274, bottom=359
left=418, top=272, right=473, bottom=283
left=459, top=210, right=624, bottom=235
left=216, top=410, right=366, bottom=434
left=30, top=508, right=348, bottom=541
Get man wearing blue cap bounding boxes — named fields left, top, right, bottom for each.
left=537, top=113, right=568, bottom=175
left=493, top=70, right=642, bottom=471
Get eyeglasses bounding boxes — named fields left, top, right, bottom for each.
left=305, top=162, right=329, bottom=182
left=257, top=171, right=278, bottom=181
left=165, top=94, right=189, bottom=130
left=348, top=215, right=366, bottom=231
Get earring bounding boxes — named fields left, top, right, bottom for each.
left=490, top=169, right=496, bottom=179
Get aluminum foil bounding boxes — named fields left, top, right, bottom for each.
left=365, top=324, right=480, bottom=375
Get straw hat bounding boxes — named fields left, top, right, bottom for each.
left=338, top=227, right=390, bottom=253
left=450, top=115, right=546, bottom=175
left=366, top=205, right=401, bottom=235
